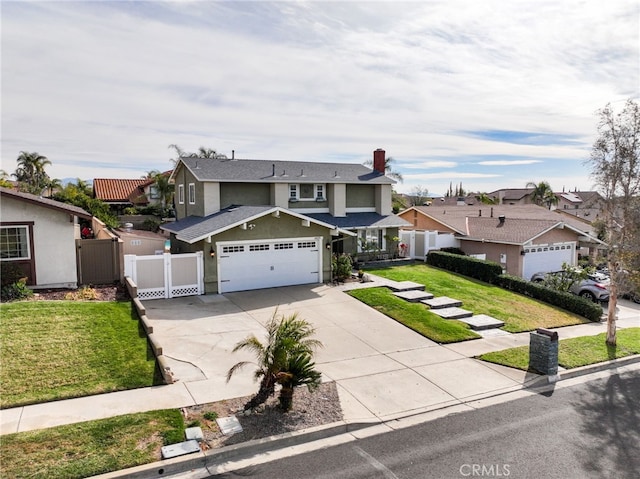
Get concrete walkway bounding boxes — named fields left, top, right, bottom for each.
left=1, top=278, right=639, bottom=435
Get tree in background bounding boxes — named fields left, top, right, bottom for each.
left=474, top=192, right=498, bottom=204
left=52, top=180, right=119, bottom=228
left=588, top=99, right=640, bottom=345
left=364, top=155, right=403, bottom=183
left=143, top=170, right=174, bottom=212
left=409, top=185, right=430, bottom=206
left=12, top=151, right=52, bottom=195
left=525, top=180, right=558, bottom=209
left=168, top=144, right=227, bottom=164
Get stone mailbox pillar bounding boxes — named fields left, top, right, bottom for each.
left=529, top=328, right=559, bottom=376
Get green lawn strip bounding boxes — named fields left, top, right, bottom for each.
left=0, top=301, right=160, bottom=409
left=348, top=287, right=480, bottom=343
left=365, top=264, right=591, bottom=332
left=0, top=409, right=183, bottom=479
left=478, top=328, right=640, bottom=371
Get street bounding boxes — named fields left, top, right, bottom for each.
left=207, top=368, right=640, bottom=479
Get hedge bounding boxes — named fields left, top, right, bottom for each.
left=426, top=251, right=503, bottom=284
left=497, top=274, right=603, bottom=322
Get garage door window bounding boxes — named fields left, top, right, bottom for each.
left=249, top=244, right=270, bottom=251
left=275, top=243, right=294, bottom=250
left=222, top=245, right=244, bottom=253
left=297, top=241, right=316, bottom=248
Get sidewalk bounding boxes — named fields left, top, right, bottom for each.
left=2, top=278, right=638, bottom=436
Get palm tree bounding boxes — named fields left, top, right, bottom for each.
left=364, top=156, right=403, bottom=183
left=276, top=352, right=321, bottom=411
left=525, top=181, right=557, bottom=209
left=13, top=151, right=52, bottom=195
left=169, top=144, right=227, bottom=164
left=226, top=310, right=323, bottom=411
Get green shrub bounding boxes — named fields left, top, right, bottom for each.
left=332, top=253, right=353, bottom=281
left=203, top=411, right=218, bottom=421
left=1, top=278, right=33, bottom=302
left=426, top=250, right=503, bottom=283
left=440, top=247, right=466, bottom=255
left=497, top=274, right=602, bottom=322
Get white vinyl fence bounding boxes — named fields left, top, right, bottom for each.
left=124, top=252, right=204, bottom=300
left=399, top=230, right=458, bottom=260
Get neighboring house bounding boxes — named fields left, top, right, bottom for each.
left=0, top=186, right=91, bottom=289
left=488, top=188, right=535, bottom=205
left=115, top=227, right=169, bottom=256
left=554, top=190, right=604, bottom=220
left=398, top=204, right=605, bottom=280
left=93, top=177, right=164, bottom=214
left=162, top=149, right=410, bottom=293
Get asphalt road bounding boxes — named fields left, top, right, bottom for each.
left=208, top=368, right=640, bottom=479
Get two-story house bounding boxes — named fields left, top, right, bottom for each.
left=162, top=149, right=410, bottom=293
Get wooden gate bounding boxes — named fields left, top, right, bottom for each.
left=76, top=238, right=122, bottom=285
left=124, top=252, right=204, bottom=300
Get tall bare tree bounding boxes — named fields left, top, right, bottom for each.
left=588, top=99, right=640, bottom=345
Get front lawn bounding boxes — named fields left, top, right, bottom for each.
left=348, top=287, right=480, bottom=343
left=479, top=328, right=640, bottom=371
left=0, top=301, right=160, bottom=409
left=364, top=264, right=592, bottom=332
left=0, top=409, right=183, bottom=479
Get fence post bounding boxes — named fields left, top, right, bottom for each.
left=164, top=252, right=172, bottom=299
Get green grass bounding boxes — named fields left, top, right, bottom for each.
left=365, top=264, right=592, bottom=332
left=479, top=328, right=640, bottom=371
left=348, top=287, right=480, bottom=343
left=0, top=409, right=184, bottom=479
left=0, top=301, right=161, bottom=409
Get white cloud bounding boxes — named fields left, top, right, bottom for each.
left=1, top=0, right=637, bottom=198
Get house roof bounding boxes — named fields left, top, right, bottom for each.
left=172, top=157, right=396, bottom=185
left=488, top=188, right=533, bottom=200
left=0, top=186, right=91, bottom=219
left=93, top=178, right=149, bottom=203
left=406, top=204, right=603, bottom=245
left=161, top=206, right=356, bottom=244
left=306, top=212, right=412, bottom=229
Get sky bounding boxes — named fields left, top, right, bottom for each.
left=2, top=0, right=638, bottom=196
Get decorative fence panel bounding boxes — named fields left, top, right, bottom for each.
left=124, top=252, right=204, bottom=300
left=399, top=230, right=459, bottom=260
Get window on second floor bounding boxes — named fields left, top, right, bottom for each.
left=289, top=183, right=325, bottom=201
left=188, top=183, right=195, bottom=204
left=178, top=185, right=185, bottom=204
left=149, top=185, right=160, bottom=200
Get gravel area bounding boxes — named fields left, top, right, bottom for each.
left=183, top=382, right=343, bottom=450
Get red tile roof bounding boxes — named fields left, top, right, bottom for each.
left=93, top=179, right=148, bottom=203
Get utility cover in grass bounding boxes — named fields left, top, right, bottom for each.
left=216, top=416, right=243, bottom=435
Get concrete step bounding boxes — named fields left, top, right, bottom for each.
left=429, top=307, right=473, bottom=319
left=393, top=290, right=435, bottom=302
left=457, top=314, right=505, bottom=330
left=421, top=296, right=463, bottom=309
left=386, top=281, right=425, bottom=292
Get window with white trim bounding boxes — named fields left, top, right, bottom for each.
left=178, top=184, right=184, bottom=204
left=188, top=183, right=195, bottom=204
left=289, top=183, right=325, bottom=201
left=357, top=228, right=386, bottom=252
left=289, top=184, right=298, bottom=200
left=149, top=185, right=160, bottom=200
left=1, top=226, right=30, bottom=260
left=315, top=184, right=325, bottom=200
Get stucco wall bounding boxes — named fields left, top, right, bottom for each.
left=398, top=210, right=458, bottom=232
left=460, top=240, right=521, bottom=276
left=1, top=196, right=79, bottom=288
left=220, top=183, right=270, bottom=208
left=346, top=184, right=375, bottom=208
left=533, top=227, right=580, bottom=244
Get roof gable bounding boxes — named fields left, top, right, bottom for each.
left=0, top=186, right=91, bottom=219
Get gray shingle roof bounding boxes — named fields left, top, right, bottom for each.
left=161, top=206, right=357, bottom=243
left=176, top=157, right=395, bottom=184
left=306, top=212, right=411, bottom=229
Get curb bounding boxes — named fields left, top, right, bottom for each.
left=92, top=354, right=640, bottom=479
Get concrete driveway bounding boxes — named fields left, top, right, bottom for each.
left=143, top=283, right=528, bottom=422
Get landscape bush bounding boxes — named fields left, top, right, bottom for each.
left=426, top=250, right=503, bottom=283
left=497, top=274, right=603, bottom=322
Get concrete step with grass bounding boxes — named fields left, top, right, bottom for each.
left=421, top=296, right=463, bottom=309
left=386, top=281, right=425, bottom=292
left=429, top=306, right=473, bottom=319
left=392, top=290, right=435, bottom=302
left=456, top=314, right=505, bottom=330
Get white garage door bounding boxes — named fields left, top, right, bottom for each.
left=522, top=242, right=575, bottom=281
left=217, top=237, right=322, bottom=293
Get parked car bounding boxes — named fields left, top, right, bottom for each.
left=531, top=271, right=610, bottom=303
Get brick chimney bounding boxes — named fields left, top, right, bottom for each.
left=373, top=149, right=386, bottom=174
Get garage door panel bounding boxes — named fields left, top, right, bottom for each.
left=522, top=243, right=575, bottom=281
left=218, top=239, right=321, bottom=293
